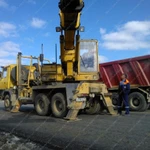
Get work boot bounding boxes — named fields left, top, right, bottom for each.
left=125, top=107, right=130, bottom=115
left=117, top=107, right=122, bottom=115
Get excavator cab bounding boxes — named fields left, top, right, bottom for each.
left=79, top=40, right=98, bottom=75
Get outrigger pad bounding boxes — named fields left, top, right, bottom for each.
left=64, top=101, right=85, bottom=120
left=10, top=100, right=21, bottom=113
left=64, top=109, right=80, bottom=121
left=103, top=95, right=117, bottom=115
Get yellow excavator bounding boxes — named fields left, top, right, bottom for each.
left=9, top=0, right=116, bottom=120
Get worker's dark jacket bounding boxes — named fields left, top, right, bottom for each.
left=118, top=79, right=130, bottom=96
left=118, top=79, right=130, bottom=114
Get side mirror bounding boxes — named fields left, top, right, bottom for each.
left=56, top=27, right=62, bottom=32
left=0, top=71, right=2, bottom=79
left=40, top=54, right=44, bottom=62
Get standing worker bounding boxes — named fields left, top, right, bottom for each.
left=117, top=73, right=130, bottom=115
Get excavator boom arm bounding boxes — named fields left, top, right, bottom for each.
left=59, top=0, right=84, bottom=30
left=58, top=0, right=84, bottom=77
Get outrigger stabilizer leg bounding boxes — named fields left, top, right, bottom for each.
left=64, top=101, right=85, bottom=121
left=11, top=99, right=21, bottom=113
left=103, top=93, right=117, bottom=115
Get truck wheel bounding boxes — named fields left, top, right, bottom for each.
left=4, top=95, right=12, bottom=111
left=51, top=93, right=67, bottom=118
left=129, top=92, right=147, bottom=111
left=146, top=104, right=150, bottom=110
left=112, top=93, right=118, bottom=106
left=35, top=93, right=50, bottom=116
left=140, top=102, right=148, bottom=112
left=85, top=99, right=100, bottom=115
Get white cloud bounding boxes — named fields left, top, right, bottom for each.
left=0, top=41, right=21, bottom=66
left=31, top=17, right=46, bottom=28
left=18, top=25, right=27, bottom=31
left=0, top=22, right=17, bottom=37
left=0, top=0, right=16, bottom=12
left=100, top=21, right=150, bottom=50
left=100, top=28, right=106, bottom=34
left=0, top=0, right=8, bottom=8
left=0, top=41, right=21, bottom=57
left=25, top=37, right=34, bottom=43
left=0, top=59, right=15, bottom=66
left=27, top=0, right=36, bottom=4
left=98, top=55, right=108, bottom=63
left=43, top=32, right=50, bottom=37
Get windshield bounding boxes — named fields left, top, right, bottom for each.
left=3, top=70, right=7, bottom=78
left=79, top=40, right=98, bottom=73
left=0, top=67, right=7, bottom=78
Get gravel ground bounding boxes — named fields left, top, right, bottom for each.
left=0, top=101, right=150, bottom=150
left=0, top=132, right=50, bottom=150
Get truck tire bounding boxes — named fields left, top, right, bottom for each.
left=35, top=93, right=50, bottom=116
left=4, top=95, right=12, bottom=111
left=129, top=92, right=147, bottom=111
left=85, top=99, right=100, bottom=115
left=11, top=66, right=28, bottom=83
left=111, top=93, right=119, bottom=108
left=146, top=104, right=150, bottom=110
left=140, top=101, right=148, bottom=112
left=51, top=93, right=67, bottom=118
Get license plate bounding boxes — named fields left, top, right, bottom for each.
left=76, top=97, right=86, bottom=102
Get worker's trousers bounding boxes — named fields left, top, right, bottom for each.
left=117, top=94, right=129, bottom=114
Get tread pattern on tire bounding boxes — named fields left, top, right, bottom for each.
left=4, top=94, right=12, bottom=111
left=129, top=92, right=147, bottom=111
left=35, top=93, right=50, bottom=116
left=85, top=99, right=101, bottom=115
left=51, top=93, right=67, bottom=118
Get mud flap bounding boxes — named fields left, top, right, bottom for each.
left=64, top=101, right=85, bottom=120
left=11, top=100, right=21, bottom=113
left=103, top=94, right=117, bottom=115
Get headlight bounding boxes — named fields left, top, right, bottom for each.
left=89, top=93, right=95, bottom=98
left=93, top=75, right=98, bottom=80
left=13, top=86, right=17, bottom=90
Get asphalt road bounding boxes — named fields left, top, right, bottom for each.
left=0, top=101, right=150, bottom=150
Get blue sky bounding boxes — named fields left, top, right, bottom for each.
left=0, top=0, right=150, bottom=66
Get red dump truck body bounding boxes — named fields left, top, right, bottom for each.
left=99, top=55, right=150, bottom=89
left=99, top=55, right=150, bottom=111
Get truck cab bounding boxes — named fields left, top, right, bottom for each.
left=0, top=60, right=41, bottom=110
left=0, top=65, right=16, bottom=99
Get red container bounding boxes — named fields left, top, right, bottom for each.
left=99, top=55, right=150, bottom=89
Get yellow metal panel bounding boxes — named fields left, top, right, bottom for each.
left=75, top=74, right=99, bottom=81
left=77, top=82, right=89, bottom=94
left=75, top=82, right=109, bottom=96
left=63, top=50, right=75, bottom=62
left=75, top=13, right=80, bottom=28
left=67, top=62, right=73, bottom=76
left=46, top=74, right=64, bottom=81
left=59, top=11, right=64, bottom=27
left=64, top=31, right=75, bottom=50
left=42, top=65, right=62, bottom=74
left=7, top=66, right=10, bottom=89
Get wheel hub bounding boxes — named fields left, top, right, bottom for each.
left=56, top=100, right=63, bottom=111
left=133, top=98, right=140, bottom=106
left=39, top=100, right=44, bottom=109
